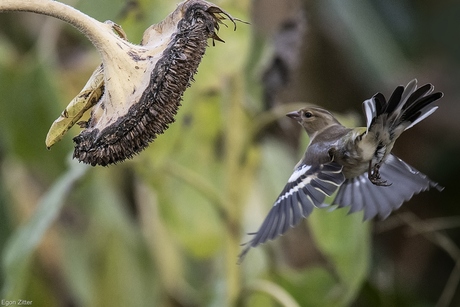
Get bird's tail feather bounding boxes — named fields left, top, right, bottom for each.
left=363, top=79, right=443, bottom=134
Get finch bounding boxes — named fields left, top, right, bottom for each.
left=239, top=79, right=443, bottom=262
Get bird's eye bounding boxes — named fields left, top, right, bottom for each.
left=304, top=111, right=313, bottom=118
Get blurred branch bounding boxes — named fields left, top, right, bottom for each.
left=245, top=279, right=301, bottom=307
left=405, top=216, right=460, bottom=235
left=222, top=76, right=245, bottom=304
left=376, top=215, right=460, bottom=235
left=397, top=212, right=460, bottom=307
left=135, top=178, right=199, bottom=306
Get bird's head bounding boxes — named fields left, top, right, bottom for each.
left=286, top=107, right=340, bottom=136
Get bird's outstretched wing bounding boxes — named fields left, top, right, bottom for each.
left=238, top=161, right=345, bottom=263
left=332, top=154, right=443, bottom=220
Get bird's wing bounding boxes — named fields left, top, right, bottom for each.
left=332, top=154, right=443, bottom=220
left=238, top=161, right=345, bottom=262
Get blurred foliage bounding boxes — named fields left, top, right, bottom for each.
left=0, top=0, right=459, bottom=307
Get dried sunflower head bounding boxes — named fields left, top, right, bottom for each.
left=46, top=0, right=241, bottom=166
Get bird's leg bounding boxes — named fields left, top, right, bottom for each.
left=368, top=161, right=392, bottom=186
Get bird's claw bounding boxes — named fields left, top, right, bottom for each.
left=368, top=162, right=392, bottom=186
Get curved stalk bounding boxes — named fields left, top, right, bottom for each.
left=0, top=0, right=123, bottom=53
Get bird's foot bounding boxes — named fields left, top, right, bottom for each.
left=368, top=162, right=392, bottom=186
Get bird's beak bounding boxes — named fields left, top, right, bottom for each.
left=286, top=111, right=301, bottom=122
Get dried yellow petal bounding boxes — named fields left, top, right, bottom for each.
left=45, top=65, right=104, bottom=149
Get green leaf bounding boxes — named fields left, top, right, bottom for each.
left=0, top=60, right=69, bottom=175
left=309, top=208, right=371, bottom=306
left=1, top=157, right=89, bottom=298
left=276, top=267, right=342, bottom=307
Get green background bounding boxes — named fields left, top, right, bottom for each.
left=0, top=0, right=458, bottom=306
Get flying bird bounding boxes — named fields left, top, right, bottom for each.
left=239, top=79, right=443, bottom=262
